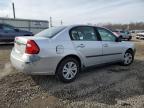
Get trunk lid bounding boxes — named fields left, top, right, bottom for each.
left=14, top=36, right=47, bottom=55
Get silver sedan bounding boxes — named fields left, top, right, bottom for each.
left=10, top=25, right=135, bottom=82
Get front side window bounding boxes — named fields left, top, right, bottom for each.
left=35, top=26, right=66, bottom=38
left=97, top=28, right=116, bottom=42
left=70, top=26, right=97, bottom=41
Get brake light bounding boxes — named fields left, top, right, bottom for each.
left=25, top=40, right=40, bottom=54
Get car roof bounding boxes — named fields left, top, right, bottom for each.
left=66, top=24, right=110, bottom=30
left=68, top=24, right=100, bottom=27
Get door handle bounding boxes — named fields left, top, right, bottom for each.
left=77, top=44, right=85, bottom=48
left=103, top=44, right=108, bottom=47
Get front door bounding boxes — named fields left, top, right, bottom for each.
left=2, top=25, right=16, bottom=41
left=97, top=27, right=123, bottom=63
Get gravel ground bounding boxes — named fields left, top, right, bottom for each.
left=0, top=39, right=144, bottom=108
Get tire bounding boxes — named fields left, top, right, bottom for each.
left=128, top=36, right=132, bottom=41
left=119, top=36, right=123, bottom=41
left=121, top=50, right=134, bottom=66
left=56, top=57, right=80, bottom=83
left=119, top=36, right=122, bottom=39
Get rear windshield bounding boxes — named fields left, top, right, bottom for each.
left=35, top=26, right=66, bottom=38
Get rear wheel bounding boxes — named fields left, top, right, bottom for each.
left=121, top=50, right=134, bottom=66
left=56, top=57, right=80, bottom=83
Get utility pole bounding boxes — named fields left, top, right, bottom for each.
left=127, top=24, right=130, bottom=30
left=50, top=17, right=52, bottom=27
left=12, top=2, right=16, bottom=19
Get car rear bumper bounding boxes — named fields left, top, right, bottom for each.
left=10, top=52, right=56, bottom=75
left=11, top=53, right=26, bottom=71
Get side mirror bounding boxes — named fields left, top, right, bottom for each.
left=14, top=28, right=19, bottom=32
left=116, top=37, right=122, bottom=42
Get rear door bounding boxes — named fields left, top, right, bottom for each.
left=97, top=27, right=123, bottom=63
left=70, top=26, right=103, bottom=66
left=2, top=25, right=16, bottom=41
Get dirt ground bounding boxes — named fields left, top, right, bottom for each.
left=0, top=38, right=144, bottom=108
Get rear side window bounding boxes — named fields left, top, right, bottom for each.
left=35, top=26, right=66, bottom=38
left=70, top=26, right=98, bottom=41
left=3, top=25, right=15, bottom=32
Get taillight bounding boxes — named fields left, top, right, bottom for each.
left=25, top=40, right=40, bottom=54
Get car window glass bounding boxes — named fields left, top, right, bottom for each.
left=120, top=31, right=125, bottom=33
left=3, top=26, right=14, bottom=32
left=98, top=28, right=116, bottom=42
left=35, top=26, right=66, bottom=38
left=71, top=26, right=97, bottom=41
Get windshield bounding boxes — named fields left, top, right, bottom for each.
left=35, top=26, right=66, bottom=38
left=120, top=31, right=125, bottom=33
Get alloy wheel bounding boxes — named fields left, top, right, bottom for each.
left=62, top=61, right=78, bottom=80
left=124, top=52, right=133, bottom=65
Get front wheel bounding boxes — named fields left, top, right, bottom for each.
left=121, top=50, right=134, bottom=66
left=56, top=58, right=80, bottom=83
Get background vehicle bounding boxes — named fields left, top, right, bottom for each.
left=113, top=30, right=132, bottom=41
left=136, top=32, right=144, bottom=39
left=10, top=25, right=135, bottom=83
left=0, top=23, right=33, bottom=42
left=0, top=17, right=49, bottom=34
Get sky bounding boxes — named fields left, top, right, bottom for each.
left=0, top=0, right=144, bottom=25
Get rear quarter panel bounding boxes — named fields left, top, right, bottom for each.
left=34, top=28, right=86, bottom=74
